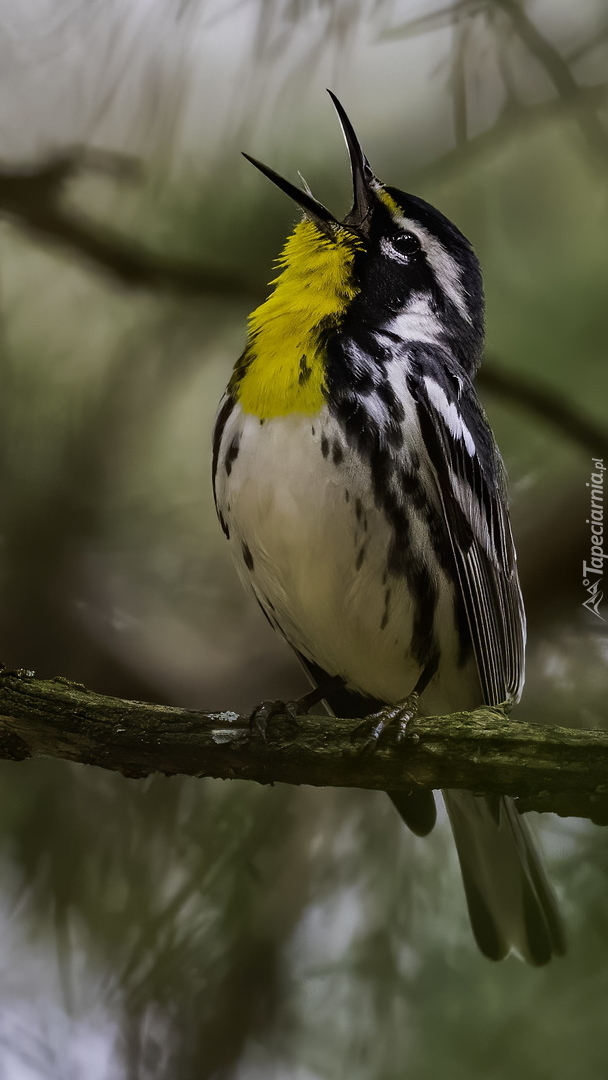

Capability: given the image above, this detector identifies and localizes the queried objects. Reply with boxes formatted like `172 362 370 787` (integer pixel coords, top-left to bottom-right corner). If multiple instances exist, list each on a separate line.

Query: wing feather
409 355 525 705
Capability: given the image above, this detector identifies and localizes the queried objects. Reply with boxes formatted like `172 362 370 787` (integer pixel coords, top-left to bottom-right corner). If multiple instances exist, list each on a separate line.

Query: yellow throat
232 219 362 419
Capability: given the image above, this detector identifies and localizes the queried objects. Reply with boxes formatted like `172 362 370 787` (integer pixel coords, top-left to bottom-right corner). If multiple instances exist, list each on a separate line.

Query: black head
244 92 485 375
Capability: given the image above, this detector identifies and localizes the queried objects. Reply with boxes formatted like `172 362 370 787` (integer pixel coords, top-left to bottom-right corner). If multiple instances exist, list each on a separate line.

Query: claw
249 700 281 741
284 700 303 721
353 692 420 755
248 677 343 741
248 696 307 741
395 693 420 743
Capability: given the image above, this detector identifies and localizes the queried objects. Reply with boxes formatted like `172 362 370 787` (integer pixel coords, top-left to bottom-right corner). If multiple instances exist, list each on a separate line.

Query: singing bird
212 93 564 964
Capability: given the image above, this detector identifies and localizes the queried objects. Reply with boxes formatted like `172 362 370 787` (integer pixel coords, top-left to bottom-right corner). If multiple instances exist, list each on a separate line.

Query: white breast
214 402 468 704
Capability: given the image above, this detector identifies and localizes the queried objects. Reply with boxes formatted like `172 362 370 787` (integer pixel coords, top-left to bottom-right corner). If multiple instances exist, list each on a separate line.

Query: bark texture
0 670 606 823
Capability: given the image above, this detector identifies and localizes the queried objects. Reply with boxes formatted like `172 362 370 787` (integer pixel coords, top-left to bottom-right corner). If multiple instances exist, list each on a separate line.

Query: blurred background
0 0 607 1075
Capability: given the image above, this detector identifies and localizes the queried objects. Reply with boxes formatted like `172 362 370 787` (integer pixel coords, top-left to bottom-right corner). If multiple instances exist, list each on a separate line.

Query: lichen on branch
0 669 606 824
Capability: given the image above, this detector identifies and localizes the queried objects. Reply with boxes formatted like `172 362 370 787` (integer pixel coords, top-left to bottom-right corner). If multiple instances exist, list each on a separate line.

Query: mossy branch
0 670 606 824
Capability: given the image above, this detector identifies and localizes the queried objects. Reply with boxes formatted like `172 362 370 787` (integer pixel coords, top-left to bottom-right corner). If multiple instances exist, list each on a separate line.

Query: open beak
242 153 338 236
242 92 375 237
326 91 375 231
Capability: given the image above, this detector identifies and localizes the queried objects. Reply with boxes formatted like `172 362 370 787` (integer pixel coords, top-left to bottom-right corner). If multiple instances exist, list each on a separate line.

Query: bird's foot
355 692 419 755
248 682 336 743
249 699 301 741
249 676 343 741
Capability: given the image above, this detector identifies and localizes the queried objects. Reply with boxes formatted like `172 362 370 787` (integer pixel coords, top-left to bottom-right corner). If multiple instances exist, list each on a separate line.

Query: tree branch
478 356 608 459
0 149 257 298
1 670 607 824
494 0 608 166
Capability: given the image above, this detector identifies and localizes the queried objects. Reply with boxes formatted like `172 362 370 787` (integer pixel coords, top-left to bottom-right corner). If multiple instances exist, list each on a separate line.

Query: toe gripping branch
248 676 345 741
355 693 420 755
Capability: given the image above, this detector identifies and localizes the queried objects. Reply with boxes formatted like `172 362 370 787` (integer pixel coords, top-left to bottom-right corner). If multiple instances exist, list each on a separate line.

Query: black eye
392 232 421 256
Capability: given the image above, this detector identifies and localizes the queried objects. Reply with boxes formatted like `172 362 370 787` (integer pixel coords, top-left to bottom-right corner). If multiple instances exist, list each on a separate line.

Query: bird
212 91 565 965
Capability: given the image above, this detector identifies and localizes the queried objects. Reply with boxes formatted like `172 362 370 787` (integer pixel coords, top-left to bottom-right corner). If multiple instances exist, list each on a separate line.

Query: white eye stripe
383 213 471 325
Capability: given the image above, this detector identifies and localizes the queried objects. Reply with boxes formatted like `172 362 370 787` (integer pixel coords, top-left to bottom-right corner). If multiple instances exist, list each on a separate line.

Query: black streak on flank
242 542 254 572
345 490 350 503
224 434 240 476
321 435 330 458
380 586 391 630
355 545 366 571
211 394 235 497
409 563 437 667
219 513 230 540
299 355 312 386
400 468 427 512
355 497 363 522
332 442 344 466
255 597 275 630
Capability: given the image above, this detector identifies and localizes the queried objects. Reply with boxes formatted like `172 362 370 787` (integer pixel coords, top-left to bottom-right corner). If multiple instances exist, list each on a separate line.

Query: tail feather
387 789 437 838
443 790 565 965
295 660 564 964
302 662 438 838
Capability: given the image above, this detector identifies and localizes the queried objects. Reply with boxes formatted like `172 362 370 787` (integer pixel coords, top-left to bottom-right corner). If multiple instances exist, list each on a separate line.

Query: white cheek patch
384 293 443 347
386 213 471 325
423 377 476 456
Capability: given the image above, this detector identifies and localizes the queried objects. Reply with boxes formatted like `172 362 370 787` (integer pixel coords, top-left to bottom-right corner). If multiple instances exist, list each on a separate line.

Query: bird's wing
408 351 526 705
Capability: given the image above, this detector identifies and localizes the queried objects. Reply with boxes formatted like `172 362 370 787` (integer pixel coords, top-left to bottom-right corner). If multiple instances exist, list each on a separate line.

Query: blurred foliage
0 0 607 1076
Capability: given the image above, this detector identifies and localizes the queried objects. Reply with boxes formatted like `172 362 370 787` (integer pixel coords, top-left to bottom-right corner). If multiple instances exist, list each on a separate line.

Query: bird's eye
392 232 421 256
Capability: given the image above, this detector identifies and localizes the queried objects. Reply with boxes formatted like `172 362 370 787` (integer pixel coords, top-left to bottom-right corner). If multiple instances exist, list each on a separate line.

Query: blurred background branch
478 358 608 459
493 0 608 166
0 150 257 297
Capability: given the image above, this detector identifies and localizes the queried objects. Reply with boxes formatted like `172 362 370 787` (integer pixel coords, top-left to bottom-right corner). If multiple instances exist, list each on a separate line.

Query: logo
582 458 606 621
